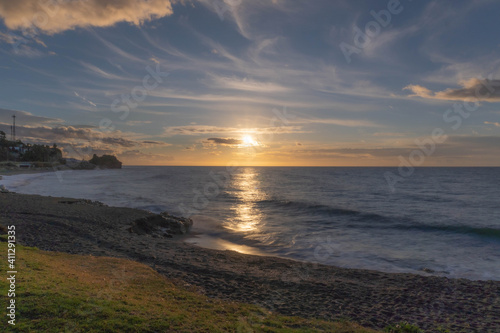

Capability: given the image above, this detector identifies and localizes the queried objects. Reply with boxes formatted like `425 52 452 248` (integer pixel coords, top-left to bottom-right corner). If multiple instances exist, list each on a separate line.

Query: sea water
2 166 499 280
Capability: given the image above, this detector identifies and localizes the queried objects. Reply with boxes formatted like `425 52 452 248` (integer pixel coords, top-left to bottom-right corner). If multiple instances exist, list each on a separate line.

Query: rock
128 213 193 237
89 154 122 169
58 199 106 206
0 185 9 193
70 160 97 170
160 212 193 234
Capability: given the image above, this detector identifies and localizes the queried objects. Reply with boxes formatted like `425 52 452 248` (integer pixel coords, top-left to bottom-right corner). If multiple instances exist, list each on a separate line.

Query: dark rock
89 154 122 169
128 213 193 237
71 160 96 170
58 199 106 207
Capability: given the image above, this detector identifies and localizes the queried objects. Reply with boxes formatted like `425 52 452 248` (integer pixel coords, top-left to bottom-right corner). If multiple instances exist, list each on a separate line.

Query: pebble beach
1 191 499 332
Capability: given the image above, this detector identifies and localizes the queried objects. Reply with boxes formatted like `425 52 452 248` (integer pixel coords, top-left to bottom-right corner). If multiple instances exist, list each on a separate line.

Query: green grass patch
384 322 422 333
0 242 380 332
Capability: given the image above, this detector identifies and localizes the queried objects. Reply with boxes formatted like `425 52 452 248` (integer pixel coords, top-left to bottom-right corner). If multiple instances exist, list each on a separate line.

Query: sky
0 0 500 166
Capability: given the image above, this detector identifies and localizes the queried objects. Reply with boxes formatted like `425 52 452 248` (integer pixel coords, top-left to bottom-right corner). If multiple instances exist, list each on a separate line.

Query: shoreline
1 191 499 331
2 168 497 281
0 167 59 176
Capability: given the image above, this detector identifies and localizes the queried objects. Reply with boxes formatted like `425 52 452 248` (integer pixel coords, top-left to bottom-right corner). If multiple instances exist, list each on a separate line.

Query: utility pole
12 115 16 142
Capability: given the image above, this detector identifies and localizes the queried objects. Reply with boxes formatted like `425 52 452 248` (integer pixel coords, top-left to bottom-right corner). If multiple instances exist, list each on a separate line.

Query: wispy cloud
292 117 381 128
484 121 500 128
126 120 153 126
208 75 292 93
0 31 47 57
73 91 97 108
163 125 305 136
0 108 63 125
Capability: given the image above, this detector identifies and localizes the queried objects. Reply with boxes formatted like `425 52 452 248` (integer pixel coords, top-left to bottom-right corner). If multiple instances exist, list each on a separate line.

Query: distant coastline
0 154 122 176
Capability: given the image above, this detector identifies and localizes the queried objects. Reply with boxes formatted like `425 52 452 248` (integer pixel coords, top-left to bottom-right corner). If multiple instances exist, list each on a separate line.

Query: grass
384 322 422 333
0 238 381 332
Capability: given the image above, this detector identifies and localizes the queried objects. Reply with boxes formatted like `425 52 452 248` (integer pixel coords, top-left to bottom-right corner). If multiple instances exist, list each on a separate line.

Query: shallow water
2 166 499 280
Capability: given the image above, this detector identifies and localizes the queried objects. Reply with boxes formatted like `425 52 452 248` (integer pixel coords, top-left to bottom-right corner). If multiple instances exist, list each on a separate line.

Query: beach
1 191 499 332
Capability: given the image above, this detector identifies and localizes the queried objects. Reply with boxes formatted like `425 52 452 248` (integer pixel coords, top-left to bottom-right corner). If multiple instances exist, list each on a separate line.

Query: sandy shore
1 192 499 332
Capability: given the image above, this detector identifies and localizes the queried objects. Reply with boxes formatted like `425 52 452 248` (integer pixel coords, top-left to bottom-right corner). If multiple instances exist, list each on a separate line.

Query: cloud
0 31 47 57
163 125 305 136
0 123 168 159
280 135 500 162
292 117 381 128
484 121 500 128
404 79 500 102
206 137 243 145
0 0 173 34
79 62 124 80
141 140 170 146
74 91 97 107
0 108 63 125
373 132 405 137
448 135 500 148
126 120 153 126
208 76 291 93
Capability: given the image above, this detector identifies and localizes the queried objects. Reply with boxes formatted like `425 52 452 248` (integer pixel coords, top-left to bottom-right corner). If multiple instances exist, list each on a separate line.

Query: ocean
2 166 499 280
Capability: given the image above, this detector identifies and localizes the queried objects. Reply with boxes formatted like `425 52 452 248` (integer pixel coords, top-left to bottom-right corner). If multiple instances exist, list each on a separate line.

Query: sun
241 135 259 147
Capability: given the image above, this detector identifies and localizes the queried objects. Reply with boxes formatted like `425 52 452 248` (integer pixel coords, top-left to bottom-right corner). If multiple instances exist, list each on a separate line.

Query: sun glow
241 135 259 147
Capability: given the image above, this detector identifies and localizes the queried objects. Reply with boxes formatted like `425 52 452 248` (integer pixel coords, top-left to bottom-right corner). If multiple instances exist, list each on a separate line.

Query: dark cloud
99 137 136 148
0 123 166 160
142 140 169 145
206 138 243 145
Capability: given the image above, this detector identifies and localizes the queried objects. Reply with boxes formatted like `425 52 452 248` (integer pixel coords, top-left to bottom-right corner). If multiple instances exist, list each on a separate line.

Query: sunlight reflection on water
225 167 267 233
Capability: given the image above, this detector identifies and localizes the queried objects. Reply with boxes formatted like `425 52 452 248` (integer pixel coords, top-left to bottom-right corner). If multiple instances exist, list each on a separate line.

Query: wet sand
1 192 499 332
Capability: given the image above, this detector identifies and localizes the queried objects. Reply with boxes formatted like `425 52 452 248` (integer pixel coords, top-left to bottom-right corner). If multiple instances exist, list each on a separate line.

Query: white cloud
209 75 291 93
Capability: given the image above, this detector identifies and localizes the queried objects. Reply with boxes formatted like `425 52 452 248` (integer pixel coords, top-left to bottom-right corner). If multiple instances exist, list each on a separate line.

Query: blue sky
0 0 499 166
